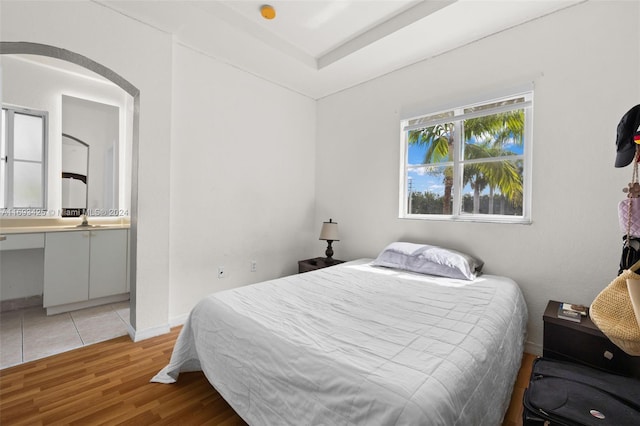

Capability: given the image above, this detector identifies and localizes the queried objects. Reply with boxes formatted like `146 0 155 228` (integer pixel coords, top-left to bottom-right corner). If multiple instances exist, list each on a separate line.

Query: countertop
0 218 130 235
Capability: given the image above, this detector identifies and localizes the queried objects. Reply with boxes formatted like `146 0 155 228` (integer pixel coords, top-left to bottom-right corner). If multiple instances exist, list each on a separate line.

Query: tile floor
0 301 130 369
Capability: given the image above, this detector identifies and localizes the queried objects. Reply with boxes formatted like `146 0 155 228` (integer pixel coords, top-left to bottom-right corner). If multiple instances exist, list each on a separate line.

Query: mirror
0 54 132 217
61 133 89 217
61 95 120 217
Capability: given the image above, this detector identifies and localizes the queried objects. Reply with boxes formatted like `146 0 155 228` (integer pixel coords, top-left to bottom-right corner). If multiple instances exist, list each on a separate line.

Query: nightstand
543 300 640 378
298 257 345 273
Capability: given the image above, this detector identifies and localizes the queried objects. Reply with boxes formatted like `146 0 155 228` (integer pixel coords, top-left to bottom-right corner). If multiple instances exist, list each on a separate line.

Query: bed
152 257 528 425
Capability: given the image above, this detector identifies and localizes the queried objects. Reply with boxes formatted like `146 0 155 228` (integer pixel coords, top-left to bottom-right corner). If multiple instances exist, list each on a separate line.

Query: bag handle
623 146 640 268
627 155 639 236
630 258 640 272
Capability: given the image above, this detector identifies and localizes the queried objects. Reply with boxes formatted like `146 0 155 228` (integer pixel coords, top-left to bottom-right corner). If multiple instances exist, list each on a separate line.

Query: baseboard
127 313 188 342
525 340 542 356
169 312 189 328
131 322 171 342
45 293 129 315
125 322 137 341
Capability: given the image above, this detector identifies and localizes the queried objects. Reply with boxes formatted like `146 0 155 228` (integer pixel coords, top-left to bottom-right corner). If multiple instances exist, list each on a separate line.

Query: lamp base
324 240 334 260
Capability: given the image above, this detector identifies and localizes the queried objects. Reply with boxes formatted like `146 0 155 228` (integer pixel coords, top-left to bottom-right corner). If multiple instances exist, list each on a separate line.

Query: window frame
1 105 48 214
399 91 533 224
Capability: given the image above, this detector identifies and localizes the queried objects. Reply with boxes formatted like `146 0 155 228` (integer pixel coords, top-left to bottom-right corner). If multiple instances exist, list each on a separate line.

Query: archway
0 41 140 334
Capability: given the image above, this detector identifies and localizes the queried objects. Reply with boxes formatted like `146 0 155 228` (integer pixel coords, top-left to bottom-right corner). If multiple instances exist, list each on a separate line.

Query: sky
406 138 524 197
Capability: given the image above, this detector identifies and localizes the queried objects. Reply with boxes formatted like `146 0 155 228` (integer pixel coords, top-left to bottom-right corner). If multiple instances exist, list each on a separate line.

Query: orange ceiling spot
260 5 276 20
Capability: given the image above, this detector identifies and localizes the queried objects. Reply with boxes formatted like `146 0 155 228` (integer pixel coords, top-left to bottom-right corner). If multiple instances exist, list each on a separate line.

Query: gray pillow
372 242 484 280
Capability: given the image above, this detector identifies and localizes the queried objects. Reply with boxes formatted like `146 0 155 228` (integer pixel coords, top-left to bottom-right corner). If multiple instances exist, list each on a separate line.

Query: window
1 106 48 211
400 92 532 223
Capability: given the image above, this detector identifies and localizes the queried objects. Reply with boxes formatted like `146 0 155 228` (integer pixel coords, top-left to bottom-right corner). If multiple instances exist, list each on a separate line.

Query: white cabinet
89 229 128 299
44 229 128 309
44 231 90 306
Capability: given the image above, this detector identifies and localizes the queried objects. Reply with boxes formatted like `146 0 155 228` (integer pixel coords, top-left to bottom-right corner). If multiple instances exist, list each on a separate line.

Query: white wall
315 1 640 353
1 1 173 336
168 45 316 320
1 1 317 334
0 249 43 301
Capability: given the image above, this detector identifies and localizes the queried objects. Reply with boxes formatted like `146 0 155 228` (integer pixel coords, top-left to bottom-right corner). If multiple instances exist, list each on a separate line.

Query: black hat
615 104 640 167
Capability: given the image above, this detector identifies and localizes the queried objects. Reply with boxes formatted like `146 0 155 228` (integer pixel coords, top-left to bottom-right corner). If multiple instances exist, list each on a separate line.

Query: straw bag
591 260 640 356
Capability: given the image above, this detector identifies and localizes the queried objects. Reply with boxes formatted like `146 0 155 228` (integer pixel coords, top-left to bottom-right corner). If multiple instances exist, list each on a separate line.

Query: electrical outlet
218 267 225 278
251 260 257 272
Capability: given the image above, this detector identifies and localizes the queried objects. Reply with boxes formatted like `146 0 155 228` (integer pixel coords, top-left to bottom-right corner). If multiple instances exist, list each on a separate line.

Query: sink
75 223 103 228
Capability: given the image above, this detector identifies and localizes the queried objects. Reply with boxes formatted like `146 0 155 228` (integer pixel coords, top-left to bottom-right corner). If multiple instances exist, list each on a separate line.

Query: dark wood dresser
298 257 345 273
543 300 640 378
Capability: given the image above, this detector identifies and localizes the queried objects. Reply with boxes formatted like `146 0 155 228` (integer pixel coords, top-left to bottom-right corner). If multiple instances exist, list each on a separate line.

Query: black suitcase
523 357 640 425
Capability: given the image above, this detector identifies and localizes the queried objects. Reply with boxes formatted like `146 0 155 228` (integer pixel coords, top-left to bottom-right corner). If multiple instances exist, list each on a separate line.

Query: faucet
79 214 89 227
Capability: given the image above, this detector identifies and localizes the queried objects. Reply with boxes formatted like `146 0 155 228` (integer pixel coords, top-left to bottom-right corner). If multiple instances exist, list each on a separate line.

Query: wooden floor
503 352 537 426
0 326 536 425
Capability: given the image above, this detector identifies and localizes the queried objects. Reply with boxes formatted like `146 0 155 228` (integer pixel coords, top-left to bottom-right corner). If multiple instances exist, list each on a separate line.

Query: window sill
399 214 532 225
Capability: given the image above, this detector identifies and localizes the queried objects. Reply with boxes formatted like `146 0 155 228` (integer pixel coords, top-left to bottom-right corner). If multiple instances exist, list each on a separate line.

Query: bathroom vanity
0 221 129 315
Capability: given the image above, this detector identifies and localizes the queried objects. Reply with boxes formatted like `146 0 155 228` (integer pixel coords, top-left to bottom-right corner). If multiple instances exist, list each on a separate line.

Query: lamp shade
319 219 339 241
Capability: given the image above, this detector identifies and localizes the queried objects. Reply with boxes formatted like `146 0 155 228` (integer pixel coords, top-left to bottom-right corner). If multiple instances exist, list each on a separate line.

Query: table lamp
319 218 339 260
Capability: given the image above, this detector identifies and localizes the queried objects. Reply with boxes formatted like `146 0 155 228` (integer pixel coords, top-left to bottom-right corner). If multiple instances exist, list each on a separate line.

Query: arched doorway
0 41 140 334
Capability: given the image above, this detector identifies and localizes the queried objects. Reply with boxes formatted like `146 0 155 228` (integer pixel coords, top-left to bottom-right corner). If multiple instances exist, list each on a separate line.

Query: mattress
152 259 528 425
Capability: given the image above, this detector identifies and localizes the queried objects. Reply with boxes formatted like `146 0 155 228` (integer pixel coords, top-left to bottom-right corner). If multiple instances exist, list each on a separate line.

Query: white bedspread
152 259 528 425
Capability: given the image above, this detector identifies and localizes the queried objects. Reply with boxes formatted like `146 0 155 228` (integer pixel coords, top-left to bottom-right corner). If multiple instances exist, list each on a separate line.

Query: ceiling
98 0 583 99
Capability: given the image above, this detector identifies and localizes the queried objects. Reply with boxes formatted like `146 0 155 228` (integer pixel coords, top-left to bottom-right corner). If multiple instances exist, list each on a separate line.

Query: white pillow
372 242 484 280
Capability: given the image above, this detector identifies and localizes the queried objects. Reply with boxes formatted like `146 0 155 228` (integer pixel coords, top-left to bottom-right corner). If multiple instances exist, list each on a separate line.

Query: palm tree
463 141 522 214
409 109 524 215
464 110 524 146
408 123 455 214
464 111 524 214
